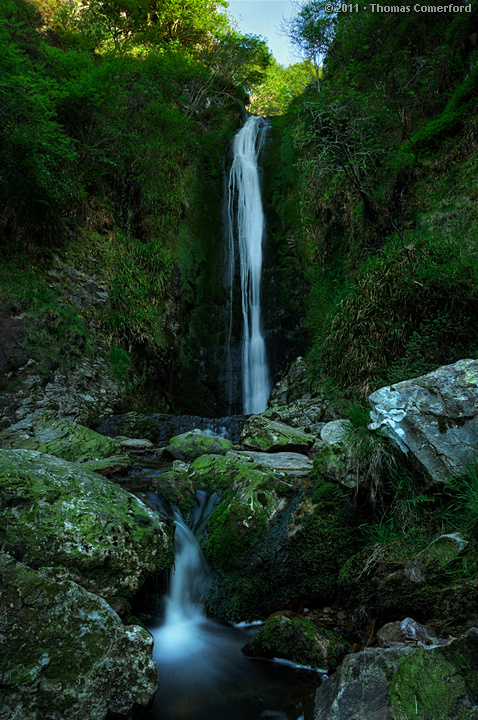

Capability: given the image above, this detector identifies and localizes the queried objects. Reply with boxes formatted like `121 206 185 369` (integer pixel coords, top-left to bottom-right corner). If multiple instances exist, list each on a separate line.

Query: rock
0 411 119 463
164 428 233 461
377 618 438 648
312 443 358 489
243 611 347 671
404 533 468 583
320 420 352 445
241 415 315 452
120 438 154 451
314 628 478 720
233 450 313 476
268 357 310 406
369 359 478 485
0 449 173 597
0 551 158 720
262 399 326 430
79 454 133 476
205 479 357 623
149 463 197 518
115 412 160 443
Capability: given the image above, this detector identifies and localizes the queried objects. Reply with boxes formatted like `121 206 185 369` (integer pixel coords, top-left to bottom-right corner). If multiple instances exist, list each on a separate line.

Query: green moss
388 647 475 720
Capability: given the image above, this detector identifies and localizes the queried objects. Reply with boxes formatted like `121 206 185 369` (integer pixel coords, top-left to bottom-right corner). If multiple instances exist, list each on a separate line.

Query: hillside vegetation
0 0 270 415
266 1 478 398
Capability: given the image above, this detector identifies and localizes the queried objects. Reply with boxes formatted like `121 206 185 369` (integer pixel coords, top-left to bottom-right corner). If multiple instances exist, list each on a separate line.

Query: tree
281 0 335 92
249 58 315 116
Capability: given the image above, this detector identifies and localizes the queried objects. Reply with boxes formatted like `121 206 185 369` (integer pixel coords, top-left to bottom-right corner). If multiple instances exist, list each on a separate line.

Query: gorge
1 0 478 718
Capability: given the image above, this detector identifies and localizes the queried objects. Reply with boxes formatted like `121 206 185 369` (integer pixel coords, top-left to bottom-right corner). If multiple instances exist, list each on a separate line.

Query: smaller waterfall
227 116 271 415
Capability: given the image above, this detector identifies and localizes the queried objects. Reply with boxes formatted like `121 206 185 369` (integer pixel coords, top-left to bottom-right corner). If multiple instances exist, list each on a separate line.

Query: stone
243 611 347 671
0 411 119 463
369 359 478 485
0 449 173 597
164 428 233 461
240 415 315 452
233 450 313 476
262 399 325 430
404 533 468 584
314 628 478 720
119 438 154 451
267 357 310 406
320 420 352 445
79 454 133 476
377 618 438 648
0 551 158 720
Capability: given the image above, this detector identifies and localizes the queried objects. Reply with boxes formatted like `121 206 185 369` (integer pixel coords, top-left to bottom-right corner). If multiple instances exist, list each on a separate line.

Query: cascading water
147 489 321 720
227 115 271 415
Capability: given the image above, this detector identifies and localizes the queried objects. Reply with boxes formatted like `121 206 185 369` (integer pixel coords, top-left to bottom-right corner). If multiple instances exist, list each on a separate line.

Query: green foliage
249 59 315 116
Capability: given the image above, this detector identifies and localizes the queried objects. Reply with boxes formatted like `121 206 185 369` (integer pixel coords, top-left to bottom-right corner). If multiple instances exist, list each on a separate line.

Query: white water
227 116 270 415
148 492 322 720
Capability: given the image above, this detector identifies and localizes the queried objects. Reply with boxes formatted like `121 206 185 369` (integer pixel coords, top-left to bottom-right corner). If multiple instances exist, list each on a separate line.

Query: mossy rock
80 454 133 476
149 462 197 519
0 411 119 463
165 429 233 461
205 479 358 622
116 412 159 442
240 414 315 452
0 449 174 597
0 551 158 720
315 630 478 720
244 611 347 671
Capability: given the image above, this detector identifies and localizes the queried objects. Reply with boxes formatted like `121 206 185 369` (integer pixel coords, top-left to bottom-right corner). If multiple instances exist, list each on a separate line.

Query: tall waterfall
227 115 270 415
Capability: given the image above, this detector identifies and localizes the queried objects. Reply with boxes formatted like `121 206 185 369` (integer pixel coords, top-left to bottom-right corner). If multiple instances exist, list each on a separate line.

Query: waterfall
227 115 270 415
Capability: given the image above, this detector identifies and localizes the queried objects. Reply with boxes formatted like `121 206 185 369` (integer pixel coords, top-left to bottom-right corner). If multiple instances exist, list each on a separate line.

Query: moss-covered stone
165 429 233 461
0 551 158 720
315 630 478 720
0 448 174 597
240 414 315 452
79 454 133 476
0 411 119 463
244 611 347 670
205 479 358 622
116 411 159 442
149 462 197 518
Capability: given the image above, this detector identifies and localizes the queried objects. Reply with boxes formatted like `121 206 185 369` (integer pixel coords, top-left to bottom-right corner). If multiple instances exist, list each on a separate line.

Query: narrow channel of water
144 491 322 720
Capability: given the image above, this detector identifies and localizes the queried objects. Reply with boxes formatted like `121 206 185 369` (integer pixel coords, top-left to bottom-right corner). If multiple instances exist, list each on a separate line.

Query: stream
141 490 323 720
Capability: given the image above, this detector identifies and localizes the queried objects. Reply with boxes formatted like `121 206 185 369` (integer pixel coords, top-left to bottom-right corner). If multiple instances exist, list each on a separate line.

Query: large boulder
314 628 478 720
243 611 347 671
0 449 173 597
164 428 233 461
241 415 315 453
0 411 119 463
233 450 313 477
0 551 158 720
369 359 478 485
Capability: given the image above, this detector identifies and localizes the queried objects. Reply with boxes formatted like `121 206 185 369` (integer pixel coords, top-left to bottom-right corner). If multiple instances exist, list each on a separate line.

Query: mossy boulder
164 429 233 461
0 449 174 597
79 454 133 476
241 415 315 452
0 551 158 720
149 460 197 518
0 411 119 463
244 611 347 671
205 479 358 622
315 629 478 720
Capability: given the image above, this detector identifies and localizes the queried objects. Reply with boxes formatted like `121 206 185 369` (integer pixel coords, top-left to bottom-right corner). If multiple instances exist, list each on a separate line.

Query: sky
226 1 298 67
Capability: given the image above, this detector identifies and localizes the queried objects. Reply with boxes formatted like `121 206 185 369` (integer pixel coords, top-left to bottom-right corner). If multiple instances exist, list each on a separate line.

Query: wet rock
120 438 154 451
114 412 160 443
243 611 347 671
377 618 439 648
164 428 233 461
241 415 315 452
233 450 313 476
314 628 478 720
0 449 173 597
369 359 478 486
404 533 468 583
80 454 133 476
0 551 158 720
268 357 310 406
0 411 119 463
263 399 326 430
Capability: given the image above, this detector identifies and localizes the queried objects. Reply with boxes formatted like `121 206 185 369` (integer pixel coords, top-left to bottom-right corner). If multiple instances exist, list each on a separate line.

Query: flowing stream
146 491 321 720
227 116 271 415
